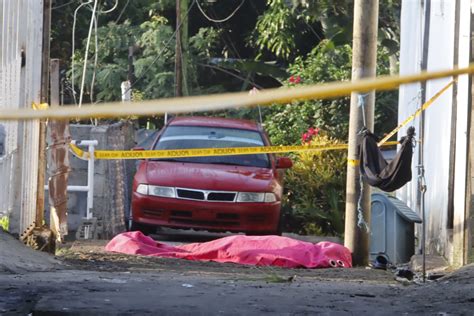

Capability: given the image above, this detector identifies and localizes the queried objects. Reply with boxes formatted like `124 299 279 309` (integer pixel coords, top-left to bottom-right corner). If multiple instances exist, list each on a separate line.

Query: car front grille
176 188 237 202
208 192 236 202
176 189 205 200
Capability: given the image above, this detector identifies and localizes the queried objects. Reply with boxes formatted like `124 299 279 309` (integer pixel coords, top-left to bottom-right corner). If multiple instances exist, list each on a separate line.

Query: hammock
359 126 415 192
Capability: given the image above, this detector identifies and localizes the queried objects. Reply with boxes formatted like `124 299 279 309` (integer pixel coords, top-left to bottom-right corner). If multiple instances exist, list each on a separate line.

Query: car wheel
246 214 283 236
129 221 156 235
275 213 283 236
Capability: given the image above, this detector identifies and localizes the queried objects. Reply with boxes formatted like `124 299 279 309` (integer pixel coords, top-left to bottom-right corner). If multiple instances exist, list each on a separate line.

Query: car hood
145 161 280 193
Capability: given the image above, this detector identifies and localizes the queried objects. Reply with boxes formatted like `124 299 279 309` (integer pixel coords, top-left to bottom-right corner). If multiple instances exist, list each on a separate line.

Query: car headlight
150 185 176 198
136 184 176 198
264 193 277 203
236 192 277 203
136 184 148 195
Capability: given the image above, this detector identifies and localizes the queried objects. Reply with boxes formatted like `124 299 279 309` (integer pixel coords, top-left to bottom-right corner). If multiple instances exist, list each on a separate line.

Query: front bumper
131 192 281 233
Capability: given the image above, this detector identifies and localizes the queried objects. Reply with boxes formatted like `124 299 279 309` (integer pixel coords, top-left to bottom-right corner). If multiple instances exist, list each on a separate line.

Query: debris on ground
1 231 472 314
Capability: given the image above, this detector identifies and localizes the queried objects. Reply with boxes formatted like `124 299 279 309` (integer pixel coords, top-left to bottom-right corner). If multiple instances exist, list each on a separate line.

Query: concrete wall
46 122 135 238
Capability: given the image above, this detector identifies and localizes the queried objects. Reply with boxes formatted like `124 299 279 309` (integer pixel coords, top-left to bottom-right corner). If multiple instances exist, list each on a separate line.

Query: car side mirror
276 157 293 169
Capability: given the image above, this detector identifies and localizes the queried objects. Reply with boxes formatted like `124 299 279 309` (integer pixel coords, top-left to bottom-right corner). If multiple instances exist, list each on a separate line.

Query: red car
130 116 292 235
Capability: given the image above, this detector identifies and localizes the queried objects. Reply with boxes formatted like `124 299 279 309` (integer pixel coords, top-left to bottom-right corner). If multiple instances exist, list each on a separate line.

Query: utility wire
198 63 263 90
115 0 130 23
90 7 99 104
121 0 197 98
196 0 245 23
89 0 119 104
301 18 322 41
72 0 119 107
71 0 94 105
98 0 118 13
52 0 77 10
211 6 242 60
78 0 99 107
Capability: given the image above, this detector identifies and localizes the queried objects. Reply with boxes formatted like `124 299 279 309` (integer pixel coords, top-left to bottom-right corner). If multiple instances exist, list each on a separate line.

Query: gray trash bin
370 193 422 264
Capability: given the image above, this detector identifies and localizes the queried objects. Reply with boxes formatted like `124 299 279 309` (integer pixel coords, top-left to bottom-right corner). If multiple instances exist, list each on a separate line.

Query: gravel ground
1 231 473 315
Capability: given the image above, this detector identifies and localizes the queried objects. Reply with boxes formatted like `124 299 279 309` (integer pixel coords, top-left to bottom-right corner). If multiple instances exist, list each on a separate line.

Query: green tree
251 0 400 64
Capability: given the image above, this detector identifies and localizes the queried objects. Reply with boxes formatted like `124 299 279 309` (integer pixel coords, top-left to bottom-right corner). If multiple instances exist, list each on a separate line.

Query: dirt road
1 231 473 315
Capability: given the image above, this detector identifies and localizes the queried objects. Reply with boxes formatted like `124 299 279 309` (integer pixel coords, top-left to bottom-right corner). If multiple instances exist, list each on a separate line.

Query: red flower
302 133 309 143
289 75 301 84
307 127 319 136
301 127 320 143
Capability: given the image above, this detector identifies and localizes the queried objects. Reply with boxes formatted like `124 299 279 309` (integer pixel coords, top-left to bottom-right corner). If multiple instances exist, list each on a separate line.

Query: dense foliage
282 131 347 236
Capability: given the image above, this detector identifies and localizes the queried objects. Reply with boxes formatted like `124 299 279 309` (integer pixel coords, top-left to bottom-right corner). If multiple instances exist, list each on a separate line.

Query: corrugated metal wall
0 0 43 234
423 0 455 258
398 0 471 264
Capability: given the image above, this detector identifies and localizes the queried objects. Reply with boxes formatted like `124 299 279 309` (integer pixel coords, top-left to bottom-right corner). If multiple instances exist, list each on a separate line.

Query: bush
0 216 9 231
281 129 347 236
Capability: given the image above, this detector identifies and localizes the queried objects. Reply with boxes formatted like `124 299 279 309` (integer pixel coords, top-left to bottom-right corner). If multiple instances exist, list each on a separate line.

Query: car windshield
153 125 270 168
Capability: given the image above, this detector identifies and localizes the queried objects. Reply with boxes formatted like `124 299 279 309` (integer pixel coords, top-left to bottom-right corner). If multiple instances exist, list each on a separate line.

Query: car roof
168 116 262 131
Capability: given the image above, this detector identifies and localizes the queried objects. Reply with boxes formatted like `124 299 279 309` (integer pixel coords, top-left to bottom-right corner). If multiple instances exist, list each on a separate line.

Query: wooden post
175 0 183 97
36 0 51 227
344 0 379 266
181 0 189 96
48 59 70 242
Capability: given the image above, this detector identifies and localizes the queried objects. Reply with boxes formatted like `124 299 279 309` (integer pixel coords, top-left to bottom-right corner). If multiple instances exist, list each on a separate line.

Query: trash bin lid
372 193 422 223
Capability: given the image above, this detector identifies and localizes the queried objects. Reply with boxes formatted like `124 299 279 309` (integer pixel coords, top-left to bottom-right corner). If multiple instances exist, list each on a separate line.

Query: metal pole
344 0 379 266
419 0 432 283
87 143 95 220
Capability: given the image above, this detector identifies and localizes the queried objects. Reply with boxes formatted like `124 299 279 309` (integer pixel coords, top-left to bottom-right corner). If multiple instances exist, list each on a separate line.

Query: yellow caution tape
0 64 472 121
69 142 90 160
377 80 455 146
69 141 399 160
347 159 360 167
32 102 49 110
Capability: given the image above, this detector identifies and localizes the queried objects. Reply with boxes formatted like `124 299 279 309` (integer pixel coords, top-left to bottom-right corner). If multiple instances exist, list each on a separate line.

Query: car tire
246 213 284 236
129 221 156 235
275 213 284 236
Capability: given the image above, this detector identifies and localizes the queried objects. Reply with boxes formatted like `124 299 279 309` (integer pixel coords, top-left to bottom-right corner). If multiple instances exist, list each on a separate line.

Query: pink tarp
105 232 352 268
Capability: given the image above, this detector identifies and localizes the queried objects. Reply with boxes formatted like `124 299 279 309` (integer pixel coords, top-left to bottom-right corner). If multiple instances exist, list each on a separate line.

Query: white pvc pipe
86 143 95 220
71 140 98 146
44 185 89 192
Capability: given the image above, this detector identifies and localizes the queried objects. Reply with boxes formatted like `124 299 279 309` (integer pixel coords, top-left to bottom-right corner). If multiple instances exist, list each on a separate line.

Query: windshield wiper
150 158 185 162
209 161 251 167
